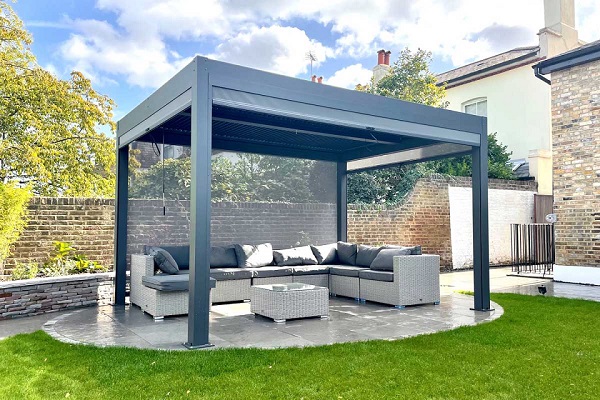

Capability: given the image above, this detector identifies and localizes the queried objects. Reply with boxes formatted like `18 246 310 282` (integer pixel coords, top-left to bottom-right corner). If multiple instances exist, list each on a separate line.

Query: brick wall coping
0 272 114 290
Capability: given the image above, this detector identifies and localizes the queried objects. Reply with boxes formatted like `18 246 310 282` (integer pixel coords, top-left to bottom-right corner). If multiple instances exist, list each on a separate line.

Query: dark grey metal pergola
114 57 491 348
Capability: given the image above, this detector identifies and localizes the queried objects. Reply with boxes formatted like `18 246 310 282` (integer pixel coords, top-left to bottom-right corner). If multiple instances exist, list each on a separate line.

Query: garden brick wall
551 60 600 267
4 177 536 276
0 273 113 320
349 176 537 268
3 198 115 274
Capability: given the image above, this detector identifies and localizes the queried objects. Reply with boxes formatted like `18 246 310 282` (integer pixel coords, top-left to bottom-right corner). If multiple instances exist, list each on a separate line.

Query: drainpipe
533 64 551 85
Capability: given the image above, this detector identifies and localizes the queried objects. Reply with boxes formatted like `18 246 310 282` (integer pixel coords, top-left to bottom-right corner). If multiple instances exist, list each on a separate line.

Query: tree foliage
350 48 514 204
0 182 31 264
0 1 116 196
129 153 336 203
428 132 514 179
356 48 448 108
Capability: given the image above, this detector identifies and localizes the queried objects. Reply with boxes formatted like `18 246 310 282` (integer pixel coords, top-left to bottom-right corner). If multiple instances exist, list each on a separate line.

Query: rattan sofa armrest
131 254 156 277
392 254 440 279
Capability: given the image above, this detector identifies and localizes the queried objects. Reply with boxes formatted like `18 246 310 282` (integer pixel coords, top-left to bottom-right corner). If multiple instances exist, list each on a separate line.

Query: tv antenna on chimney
305 50 318 77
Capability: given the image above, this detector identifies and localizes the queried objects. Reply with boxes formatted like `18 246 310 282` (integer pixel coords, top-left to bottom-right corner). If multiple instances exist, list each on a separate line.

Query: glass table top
254 283 320 292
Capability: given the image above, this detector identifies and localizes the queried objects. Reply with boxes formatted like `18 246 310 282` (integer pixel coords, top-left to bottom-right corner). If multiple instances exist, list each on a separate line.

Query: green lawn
1 294 599 399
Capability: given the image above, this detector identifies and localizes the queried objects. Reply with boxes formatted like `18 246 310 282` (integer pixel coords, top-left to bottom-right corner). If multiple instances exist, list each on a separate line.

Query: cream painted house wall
443 65 553 194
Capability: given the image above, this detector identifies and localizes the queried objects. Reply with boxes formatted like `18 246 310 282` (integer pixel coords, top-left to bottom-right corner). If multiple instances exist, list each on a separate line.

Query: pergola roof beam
347 143 473 172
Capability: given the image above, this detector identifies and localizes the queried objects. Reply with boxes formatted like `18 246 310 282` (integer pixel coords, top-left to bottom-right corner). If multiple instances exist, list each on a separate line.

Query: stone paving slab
41 294 502 350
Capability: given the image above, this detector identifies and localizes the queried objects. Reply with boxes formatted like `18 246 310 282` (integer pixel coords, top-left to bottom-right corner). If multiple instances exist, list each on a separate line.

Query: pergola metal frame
114 57 491 348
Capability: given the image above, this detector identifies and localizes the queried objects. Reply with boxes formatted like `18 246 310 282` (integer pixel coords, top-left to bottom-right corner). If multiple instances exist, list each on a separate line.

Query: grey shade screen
126 141 338 258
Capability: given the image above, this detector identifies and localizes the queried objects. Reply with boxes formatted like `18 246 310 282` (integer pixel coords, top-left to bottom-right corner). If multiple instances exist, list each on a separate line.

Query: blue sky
12 0 600 124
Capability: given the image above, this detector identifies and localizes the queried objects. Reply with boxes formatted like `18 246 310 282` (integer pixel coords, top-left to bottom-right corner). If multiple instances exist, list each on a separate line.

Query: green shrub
10 263 39 280
10 241 108 280
0 183 31 264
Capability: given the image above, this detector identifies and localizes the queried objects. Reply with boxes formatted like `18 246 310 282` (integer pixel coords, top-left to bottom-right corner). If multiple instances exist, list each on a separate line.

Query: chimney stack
317 76 323 84
373 49 391 85
538 0 581 58
377 49 385 65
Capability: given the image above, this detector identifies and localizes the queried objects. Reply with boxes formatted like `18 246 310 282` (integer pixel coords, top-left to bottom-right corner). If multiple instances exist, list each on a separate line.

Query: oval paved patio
42 293 502 350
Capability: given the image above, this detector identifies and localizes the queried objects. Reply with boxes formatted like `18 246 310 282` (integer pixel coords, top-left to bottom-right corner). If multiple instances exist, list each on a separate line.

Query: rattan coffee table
250 283 329 323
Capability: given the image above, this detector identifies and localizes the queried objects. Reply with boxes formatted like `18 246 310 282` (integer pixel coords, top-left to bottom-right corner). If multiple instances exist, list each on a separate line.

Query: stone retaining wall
0 273 113 320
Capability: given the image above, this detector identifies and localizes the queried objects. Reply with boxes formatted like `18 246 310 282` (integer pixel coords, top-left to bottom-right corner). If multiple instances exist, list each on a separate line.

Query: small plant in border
10 241 107 280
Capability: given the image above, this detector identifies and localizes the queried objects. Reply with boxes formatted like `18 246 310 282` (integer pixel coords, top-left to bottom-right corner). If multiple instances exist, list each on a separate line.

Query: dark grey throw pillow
337 241 358 265
234 243 274 268
310 243 338 264
355 244 382 267
273 246 318 266
146 246 179 274
383 244 422 255
210 246 238 268
370 248 412 271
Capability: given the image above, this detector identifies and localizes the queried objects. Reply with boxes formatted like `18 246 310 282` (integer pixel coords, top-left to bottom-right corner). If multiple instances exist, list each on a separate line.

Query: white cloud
59 18 191 88
53 0 600 90
326 63 372 89
209 25 333 77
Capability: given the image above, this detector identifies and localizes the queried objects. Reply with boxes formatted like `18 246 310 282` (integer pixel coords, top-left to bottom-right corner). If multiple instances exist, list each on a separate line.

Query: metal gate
510 223 555 276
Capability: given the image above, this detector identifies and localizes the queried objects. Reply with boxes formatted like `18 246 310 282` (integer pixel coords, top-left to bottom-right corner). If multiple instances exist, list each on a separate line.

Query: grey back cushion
273 246 318 266
310 243 338 264
384 244 422 255
370 248 412 271
210 246 238 268
146 246 179 274
234 243 274 268
337 241 358 266
355 244 382 267
145 245 189 269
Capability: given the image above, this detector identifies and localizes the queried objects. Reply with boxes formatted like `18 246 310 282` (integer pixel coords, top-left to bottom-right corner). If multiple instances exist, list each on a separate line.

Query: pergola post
337 161 348 242
471 129 491 311
113 145 128 305
186 59 213 348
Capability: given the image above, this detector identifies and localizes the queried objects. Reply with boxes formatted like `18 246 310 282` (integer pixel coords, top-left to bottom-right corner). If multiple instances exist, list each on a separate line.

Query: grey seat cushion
246 266 293 278
337 241 358 265
210 268 253 281
292 265 331 276
310 243 338 264
273 246 318 266
358 269 394 282
142 273 188 291
356 244 382 267
370 248 412 271
328 265 367 277
145 245 190 270
235 243 274 268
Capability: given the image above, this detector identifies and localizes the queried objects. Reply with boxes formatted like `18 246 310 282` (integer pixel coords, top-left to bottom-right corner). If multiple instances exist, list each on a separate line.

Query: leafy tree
356 48 447 108
428 132 514 179
0 1 116 196
129 153 326 203
0 182 30 268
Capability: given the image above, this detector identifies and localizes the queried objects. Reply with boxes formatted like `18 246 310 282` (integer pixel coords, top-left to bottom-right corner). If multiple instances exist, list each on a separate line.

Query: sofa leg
274 319 286 324
330 293 337 297
434 301 440 305
154 316 164 321
394 305 406 309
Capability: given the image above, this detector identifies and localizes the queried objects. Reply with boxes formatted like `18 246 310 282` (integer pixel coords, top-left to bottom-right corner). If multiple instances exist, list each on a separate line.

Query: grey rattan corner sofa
130 243 440 319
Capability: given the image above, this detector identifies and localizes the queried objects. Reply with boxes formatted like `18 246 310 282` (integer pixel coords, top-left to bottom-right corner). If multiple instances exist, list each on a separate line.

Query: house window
463 98 487 117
